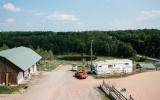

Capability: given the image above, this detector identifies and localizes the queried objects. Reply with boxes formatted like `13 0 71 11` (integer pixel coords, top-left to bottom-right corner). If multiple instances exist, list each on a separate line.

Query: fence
100 80 134 100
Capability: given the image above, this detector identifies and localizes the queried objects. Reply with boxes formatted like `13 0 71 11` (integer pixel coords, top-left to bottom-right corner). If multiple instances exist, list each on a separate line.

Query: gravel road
0 65 102 100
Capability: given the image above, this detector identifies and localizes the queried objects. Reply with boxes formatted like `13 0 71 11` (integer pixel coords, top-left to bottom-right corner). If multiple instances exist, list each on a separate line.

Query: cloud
109 10 160 30
6 18 15 23
3 3 21 12
28 10 46 16
136 10 160 21
47 13 79 22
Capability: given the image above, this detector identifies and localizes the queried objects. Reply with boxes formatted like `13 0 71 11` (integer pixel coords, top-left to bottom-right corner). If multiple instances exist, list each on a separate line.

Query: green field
37 59 83 71
0 84 26 94
37 56 120 71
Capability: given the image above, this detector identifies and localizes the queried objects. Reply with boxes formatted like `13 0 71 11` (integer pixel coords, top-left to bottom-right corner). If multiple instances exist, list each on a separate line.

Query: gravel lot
2 65 160 100
0 65 103 100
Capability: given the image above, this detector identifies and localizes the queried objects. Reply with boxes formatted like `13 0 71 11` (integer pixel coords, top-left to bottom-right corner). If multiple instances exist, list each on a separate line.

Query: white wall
17 63 38 84
30 64 37 74
94 61 133 74
17 72 24 84
33 64 37 73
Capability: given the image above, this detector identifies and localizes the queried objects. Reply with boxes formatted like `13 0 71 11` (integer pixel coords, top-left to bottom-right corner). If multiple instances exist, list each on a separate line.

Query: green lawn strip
0 84 26 94
96 56 116 61
37 59 82 71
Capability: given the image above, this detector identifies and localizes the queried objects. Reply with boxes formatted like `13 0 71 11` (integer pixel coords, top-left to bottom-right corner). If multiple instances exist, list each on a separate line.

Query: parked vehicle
74 71 88 79
72 64 78 71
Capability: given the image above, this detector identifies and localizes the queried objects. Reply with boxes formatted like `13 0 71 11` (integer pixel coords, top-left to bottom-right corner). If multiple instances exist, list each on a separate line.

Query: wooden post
5 73 8 86
90 40 93 73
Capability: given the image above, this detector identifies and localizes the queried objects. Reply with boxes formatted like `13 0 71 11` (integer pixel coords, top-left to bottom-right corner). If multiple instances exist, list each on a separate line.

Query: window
99 66 102 67
124 63 129 65
108 65 113 68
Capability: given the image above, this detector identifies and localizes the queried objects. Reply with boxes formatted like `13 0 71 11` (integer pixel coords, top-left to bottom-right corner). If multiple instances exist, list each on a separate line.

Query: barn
0 47 41 85
92 59 133 74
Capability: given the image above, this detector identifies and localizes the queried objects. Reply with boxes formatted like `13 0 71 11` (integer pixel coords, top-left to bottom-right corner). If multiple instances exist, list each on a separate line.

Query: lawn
0 84 26 94
37 59 82 71
37 56 119 71
96 56 116 61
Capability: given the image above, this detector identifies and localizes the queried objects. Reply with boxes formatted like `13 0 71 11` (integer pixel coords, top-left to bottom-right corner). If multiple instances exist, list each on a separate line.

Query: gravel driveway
0 65 102 100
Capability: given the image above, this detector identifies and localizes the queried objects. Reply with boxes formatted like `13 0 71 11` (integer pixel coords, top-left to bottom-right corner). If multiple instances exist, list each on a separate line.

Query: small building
137 63 156 70
92 59 133 74
0 47 41 85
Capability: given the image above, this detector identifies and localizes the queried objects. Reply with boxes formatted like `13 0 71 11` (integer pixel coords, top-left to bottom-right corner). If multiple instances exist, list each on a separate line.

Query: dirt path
0 65 102 100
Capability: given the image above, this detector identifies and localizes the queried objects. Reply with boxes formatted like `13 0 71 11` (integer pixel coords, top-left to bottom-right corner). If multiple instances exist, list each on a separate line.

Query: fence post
5 73 8 86
103 80 104 85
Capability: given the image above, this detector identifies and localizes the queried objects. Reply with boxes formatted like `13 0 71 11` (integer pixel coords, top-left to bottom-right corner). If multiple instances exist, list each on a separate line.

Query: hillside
0 29 160 58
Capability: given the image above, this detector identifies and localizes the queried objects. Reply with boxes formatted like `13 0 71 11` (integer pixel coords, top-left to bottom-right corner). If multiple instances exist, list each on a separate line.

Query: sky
0 0 160 31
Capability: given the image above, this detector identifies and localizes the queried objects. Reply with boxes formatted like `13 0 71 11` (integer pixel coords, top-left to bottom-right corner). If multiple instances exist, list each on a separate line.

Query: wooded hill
0 29 159 58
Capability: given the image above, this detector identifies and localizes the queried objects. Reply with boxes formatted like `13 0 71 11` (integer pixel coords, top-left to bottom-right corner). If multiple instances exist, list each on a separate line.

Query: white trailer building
92 59 133 74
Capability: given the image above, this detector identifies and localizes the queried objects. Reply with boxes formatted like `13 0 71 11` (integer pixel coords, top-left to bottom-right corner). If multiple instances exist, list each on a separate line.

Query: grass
37 59 82 71
96 56 116 61
37 56 119 71
0 84 26 94
37 56 124 71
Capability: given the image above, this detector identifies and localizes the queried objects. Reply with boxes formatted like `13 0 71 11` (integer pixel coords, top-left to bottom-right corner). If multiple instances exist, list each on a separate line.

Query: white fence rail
100 80 134 100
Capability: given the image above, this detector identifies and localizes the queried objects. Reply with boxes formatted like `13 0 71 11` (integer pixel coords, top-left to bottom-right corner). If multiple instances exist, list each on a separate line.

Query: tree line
0 29 159 58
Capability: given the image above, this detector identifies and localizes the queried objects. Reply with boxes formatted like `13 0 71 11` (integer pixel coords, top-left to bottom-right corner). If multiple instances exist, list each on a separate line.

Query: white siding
30 64 37 74
33 64 37 73
17 72 24 84
24 69 30 79
93 59 133 74
16 63 38 84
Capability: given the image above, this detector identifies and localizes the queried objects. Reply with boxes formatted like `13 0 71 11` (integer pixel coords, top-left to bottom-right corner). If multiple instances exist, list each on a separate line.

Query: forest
0 29 160 58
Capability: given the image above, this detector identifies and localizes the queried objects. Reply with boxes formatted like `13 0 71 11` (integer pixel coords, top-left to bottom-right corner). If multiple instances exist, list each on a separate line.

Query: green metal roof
138 63 156 69
0 46 42 71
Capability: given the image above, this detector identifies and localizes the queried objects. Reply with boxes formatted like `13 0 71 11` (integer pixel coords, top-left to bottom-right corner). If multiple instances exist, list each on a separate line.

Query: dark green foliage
33 47 54 60
0 44 9 51
0 29 159 58
57 55 97 61
109 29 160 58
0 84 26 94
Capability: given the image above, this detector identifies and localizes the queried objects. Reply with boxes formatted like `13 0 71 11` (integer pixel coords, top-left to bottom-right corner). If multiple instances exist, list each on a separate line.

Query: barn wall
28 63 37 74
17 72 24 84
24 69 30 79
17 63 38 84
0 57 39 84
0 57 21 84
33 64 37 73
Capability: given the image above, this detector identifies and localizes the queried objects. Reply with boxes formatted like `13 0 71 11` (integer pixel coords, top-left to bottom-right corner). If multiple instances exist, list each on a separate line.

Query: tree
0 44 9 51
48 50 54 60
0 29 159 58
118 43 137 58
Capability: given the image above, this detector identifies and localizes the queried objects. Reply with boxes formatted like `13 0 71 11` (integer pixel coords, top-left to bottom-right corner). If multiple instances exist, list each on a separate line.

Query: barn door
8 73 17 84
1 73 17 85
0 72 5 84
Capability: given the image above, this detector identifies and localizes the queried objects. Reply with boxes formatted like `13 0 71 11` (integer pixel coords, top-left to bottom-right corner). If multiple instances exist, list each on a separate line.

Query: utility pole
90 40 93 72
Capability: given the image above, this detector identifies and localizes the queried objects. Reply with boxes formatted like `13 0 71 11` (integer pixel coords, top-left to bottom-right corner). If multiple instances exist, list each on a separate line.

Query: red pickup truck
74 71 88 79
